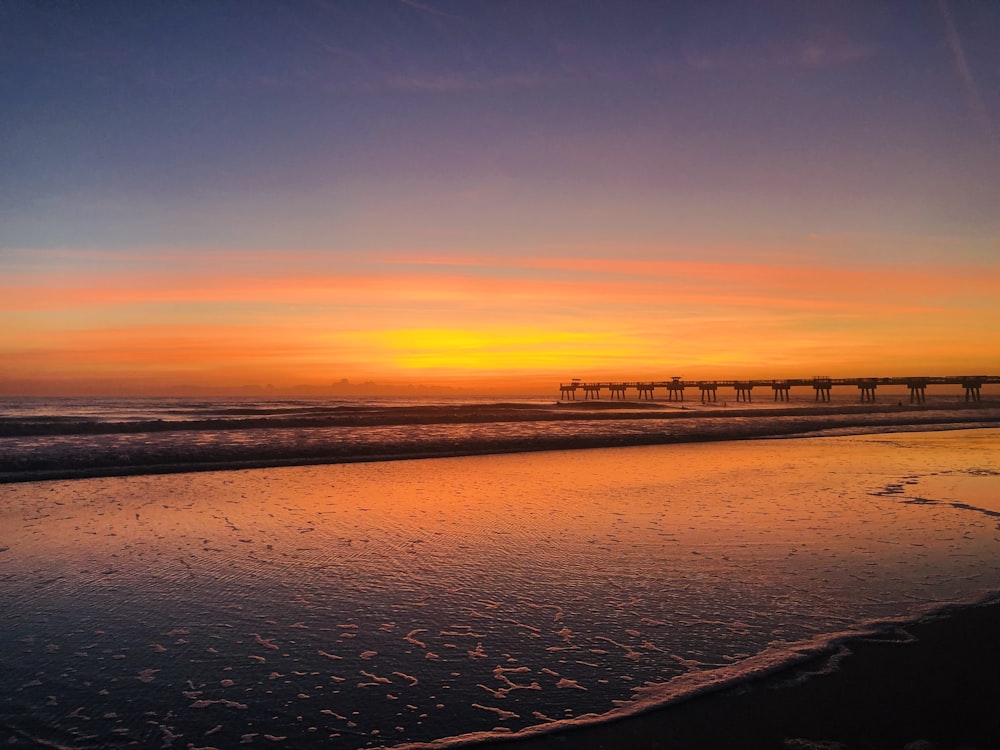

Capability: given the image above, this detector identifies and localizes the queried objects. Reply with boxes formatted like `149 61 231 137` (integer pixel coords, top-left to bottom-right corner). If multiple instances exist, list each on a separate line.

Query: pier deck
559 376 999 402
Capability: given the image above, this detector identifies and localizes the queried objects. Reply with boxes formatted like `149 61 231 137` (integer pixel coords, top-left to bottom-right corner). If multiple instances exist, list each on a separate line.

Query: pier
559 376 999 402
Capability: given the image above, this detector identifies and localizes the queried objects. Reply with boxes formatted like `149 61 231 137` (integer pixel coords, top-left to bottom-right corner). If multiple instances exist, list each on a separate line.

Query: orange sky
2 247 998 395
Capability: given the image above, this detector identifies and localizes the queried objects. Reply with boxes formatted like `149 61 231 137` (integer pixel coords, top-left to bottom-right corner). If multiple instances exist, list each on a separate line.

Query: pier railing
558 376 999 403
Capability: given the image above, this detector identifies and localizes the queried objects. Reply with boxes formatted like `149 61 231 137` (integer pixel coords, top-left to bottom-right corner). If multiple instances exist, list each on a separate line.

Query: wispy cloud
398 0 460 22
381 70 550 93
938 0 996 144
683 36 876 72
795 37 875 66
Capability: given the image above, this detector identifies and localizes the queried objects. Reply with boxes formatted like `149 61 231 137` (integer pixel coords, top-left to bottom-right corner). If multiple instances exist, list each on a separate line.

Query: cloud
398 0 460 22
5 246 998 388
682 35 875 73
938 0 996 143
796 37 874 66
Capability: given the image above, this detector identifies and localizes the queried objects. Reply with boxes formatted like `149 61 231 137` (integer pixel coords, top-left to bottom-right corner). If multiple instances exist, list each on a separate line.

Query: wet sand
478 597 1000 750
2 429 1000 748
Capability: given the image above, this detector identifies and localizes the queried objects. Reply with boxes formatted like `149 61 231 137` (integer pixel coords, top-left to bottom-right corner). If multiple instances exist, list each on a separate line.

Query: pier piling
858 379 878 403
559 384 578 400
907 380 927 404
637 384 656 400
813 378 832 402
963 380 983 402
666 377 686 402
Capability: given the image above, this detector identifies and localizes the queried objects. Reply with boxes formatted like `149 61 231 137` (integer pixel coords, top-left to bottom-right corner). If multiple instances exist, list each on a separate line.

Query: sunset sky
2 1 999 395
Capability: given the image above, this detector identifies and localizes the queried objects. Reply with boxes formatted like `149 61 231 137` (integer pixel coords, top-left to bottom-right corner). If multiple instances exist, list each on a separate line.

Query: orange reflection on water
2 430 1000 747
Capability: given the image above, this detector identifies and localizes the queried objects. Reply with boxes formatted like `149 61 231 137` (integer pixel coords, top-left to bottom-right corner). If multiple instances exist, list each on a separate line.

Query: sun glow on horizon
2 245 998 395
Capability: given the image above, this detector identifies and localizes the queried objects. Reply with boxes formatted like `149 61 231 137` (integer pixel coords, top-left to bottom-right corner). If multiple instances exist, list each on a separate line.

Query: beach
2 399 1000 748
476 596 1000 750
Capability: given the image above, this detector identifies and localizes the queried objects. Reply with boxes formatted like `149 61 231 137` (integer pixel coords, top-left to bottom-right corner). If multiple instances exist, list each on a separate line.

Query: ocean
2 396 1000 748
1 393 998 483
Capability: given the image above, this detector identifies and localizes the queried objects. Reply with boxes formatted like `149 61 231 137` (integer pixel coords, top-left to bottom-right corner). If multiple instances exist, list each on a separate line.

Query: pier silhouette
559 376 998 403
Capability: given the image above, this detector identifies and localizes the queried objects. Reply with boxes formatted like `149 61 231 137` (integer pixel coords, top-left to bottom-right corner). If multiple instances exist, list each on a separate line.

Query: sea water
2 428 999 748
2 395 997 482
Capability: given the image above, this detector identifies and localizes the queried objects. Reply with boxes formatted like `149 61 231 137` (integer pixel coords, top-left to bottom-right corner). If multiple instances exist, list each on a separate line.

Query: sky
2 0 999 396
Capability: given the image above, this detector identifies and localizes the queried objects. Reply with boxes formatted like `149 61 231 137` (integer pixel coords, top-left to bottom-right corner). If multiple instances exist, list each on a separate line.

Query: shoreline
3 405 1000 483
2 421 998 486
465 595 1000 750
2 398 996 436
3 426 999 748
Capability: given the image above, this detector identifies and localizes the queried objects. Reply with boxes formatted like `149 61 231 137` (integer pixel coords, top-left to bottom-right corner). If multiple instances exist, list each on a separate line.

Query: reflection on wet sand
2 429 999 748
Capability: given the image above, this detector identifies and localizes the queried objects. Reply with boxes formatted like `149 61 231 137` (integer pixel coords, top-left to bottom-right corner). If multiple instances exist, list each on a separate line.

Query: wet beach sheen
2 428 999 748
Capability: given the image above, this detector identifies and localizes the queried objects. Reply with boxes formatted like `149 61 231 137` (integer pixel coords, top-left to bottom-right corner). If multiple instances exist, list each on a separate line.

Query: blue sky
4 1 998 251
